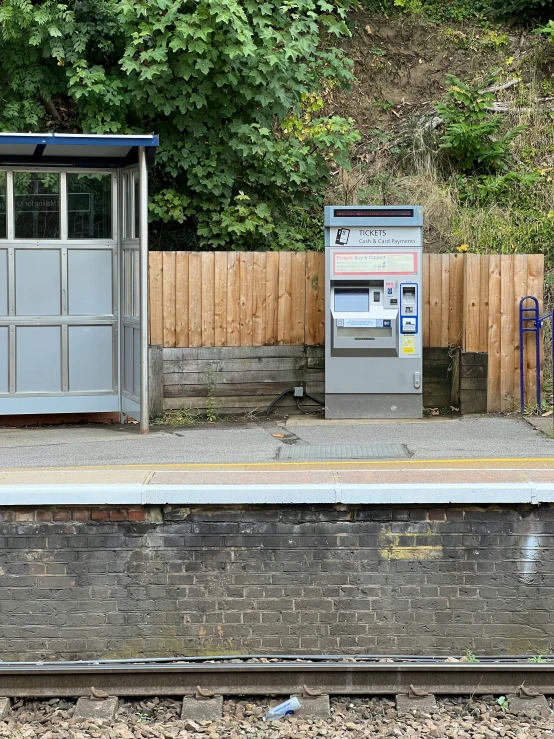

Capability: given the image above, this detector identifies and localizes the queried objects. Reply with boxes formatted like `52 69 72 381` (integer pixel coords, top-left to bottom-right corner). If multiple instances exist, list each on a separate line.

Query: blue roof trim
0 133 159 147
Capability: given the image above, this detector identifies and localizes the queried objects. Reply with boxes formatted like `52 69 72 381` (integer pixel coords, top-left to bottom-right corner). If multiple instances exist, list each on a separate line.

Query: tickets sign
330 226 421 247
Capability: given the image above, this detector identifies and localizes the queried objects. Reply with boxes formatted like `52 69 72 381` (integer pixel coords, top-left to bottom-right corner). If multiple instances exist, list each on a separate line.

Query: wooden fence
149 251 544 412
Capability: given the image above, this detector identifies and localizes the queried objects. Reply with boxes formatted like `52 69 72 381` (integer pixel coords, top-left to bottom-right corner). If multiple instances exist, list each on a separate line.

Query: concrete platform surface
0 416 552 470
0 416 552 501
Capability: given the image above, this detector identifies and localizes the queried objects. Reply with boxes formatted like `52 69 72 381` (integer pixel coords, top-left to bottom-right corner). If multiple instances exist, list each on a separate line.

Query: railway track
1 655 554 698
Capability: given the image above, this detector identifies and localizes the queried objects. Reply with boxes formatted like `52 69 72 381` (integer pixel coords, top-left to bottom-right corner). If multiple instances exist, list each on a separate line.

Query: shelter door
0 170 119 415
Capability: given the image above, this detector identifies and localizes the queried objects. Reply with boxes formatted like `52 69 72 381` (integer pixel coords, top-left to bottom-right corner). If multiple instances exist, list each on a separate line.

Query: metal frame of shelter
0 132 159 434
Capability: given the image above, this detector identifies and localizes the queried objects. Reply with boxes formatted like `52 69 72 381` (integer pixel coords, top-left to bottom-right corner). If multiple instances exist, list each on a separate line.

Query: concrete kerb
1 481 554 505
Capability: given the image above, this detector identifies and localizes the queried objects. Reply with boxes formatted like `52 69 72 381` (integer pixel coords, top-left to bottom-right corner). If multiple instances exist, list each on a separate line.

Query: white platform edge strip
0 482 553 506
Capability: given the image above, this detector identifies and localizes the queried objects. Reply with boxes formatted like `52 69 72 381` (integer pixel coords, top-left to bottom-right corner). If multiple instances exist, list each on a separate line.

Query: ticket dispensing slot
331 283 398 352
400 283 418 335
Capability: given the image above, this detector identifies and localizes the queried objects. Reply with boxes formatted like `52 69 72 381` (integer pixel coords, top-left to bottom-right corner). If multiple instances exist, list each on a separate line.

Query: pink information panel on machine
333 251 418 276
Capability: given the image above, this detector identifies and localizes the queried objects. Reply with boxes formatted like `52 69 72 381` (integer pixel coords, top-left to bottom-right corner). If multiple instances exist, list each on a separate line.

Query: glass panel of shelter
14 172 60 239
121 169 140 320
122 170 139 241
0 170 114 241
67 173 112 239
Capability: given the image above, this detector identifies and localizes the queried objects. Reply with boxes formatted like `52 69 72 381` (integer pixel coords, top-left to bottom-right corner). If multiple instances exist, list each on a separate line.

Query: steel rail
0 654 545 666
1 659 554 698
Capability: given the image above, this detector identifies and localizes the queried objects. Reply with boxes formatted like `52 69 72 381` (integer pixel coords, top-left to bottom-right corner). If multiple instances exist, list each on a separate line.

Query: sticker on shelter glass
334 252 417 275
67 173 112 239
14 173 60 239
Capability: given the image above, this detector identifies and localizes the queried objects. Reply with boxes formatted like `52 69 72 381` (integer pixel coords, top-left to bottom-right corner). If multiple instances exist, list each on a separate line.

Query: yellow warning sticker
402 336 415 354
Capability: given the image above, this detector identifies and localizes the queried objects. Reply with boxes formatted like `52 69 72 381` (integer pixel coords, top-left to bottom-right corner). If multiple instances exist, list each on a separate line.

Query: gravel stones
0 695 553 739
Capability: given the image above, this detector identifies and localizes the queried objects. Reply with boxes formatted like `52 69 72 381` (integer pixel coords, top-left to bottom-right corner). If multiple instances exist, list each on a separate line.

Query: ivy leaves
0 0 358 249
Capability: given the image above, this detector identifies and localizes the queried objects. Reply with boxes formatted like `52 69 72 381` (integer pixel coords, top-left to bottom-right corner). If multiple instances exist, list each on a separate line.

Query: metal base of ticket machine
324 205 424 419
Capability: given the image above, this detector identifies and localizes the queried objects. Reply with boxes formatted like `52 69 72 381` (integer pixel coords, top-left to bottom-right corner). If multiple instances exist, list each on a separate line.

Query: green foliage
437 76 524 171
451 165 554 261
454 170 542 206
360 0 490 22
393 0 423 15
530 654 547 662
491 0 552 21
465 649 480 663
451 198 554 257
535 21 554 43
480 30 509 48
0 0 121 130
0 0 359 250
497 696 508 711
361 0 550 22
358 172 404 204
151 408 201 426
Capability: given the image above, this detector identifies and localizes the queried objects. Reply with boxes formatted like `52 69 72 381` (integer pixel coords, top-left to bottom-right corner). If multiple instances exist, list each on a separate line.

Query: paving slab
150 466 554 486
74 696 118 721
0 470 150 485
151 470 336 485
2 460 554 494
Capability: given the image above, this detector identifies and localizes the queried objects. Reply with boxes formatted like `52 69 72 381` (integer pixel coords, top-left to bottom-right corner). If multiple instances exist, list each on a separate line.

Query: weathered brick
90 510 109 521
69 510 89 523
0 504 554 658
128 509 146 521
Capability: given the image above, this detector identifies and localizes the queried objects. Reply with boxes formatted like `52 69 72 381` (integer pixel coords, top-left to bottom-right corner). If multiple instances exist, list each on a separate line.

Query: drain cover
278 443 408 461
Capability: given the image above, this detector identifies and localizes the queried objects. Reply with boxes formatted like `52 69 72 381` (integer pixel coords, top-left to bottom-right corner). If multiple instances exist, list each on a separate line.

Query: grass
151 408 201 427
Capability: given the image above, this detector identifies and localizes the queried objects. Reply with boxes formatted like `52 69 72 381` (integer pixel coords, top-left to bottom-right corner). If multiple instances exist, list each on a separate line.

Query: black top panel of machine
333 208 414 218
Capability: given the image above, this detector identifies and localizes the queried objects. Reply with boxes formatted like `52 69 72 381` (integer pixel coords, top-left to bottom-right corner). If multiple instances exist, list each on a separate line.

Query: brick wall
0 504 552 659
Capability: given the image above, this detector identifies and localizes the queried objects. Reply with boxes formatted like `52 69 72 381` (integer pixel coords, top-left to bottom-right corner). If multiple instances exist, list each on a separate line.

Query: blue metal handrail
519 296 553 414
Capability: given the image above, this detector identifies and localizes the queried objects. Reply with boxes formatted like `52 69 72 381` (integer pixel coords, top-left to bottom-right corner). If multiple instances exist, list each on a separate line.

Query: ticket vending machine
324 205 424 419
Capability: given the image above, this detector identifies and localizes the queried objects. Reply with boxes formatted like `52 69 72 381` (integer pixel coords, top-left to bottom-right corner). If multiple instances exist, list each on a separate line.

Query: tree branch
40 97 61 121
480 78 522 94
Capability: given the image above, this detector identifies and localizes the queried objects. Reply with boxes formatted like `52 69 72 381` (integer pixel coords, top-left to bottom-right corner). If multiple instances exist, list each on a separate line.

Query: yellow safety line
2 457 554 473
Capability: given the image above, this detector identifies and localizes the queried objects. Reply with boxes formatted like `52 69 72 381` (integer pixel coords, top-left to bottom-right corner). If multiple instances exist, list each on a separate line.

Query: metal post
138 147 149 434
536 314 542 413
519 302 525 415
